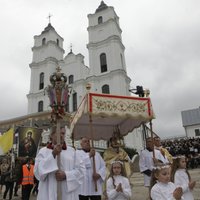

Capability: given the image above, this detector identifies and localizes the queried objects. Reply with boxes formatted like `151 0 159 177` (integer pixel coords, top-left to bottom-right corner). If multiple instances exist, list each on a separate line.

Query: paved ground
1 168 199 200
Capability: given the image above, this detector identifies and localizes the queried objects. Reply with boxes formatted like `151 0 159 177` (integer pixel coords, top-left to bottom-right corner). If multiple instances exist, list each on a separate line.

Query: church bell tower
87 1 131 95
27 22 65 114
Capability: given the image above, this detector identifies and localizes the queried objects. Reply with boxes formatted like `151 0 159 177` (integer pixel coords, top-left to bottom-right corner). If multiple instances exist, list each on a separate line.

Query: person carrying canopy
76 137 106 200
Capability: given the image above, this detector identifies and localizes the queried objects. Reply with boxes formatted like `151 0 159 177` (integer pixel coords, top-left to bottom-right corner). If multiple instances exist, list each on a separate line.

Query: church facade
27 1 144 151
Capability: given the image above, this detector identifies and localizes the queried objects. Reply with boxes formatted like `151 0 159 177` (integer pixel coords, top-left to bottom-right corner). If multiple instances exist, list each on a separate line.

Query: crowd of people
0 128 199 200
0 156 37 200
161 137 200 169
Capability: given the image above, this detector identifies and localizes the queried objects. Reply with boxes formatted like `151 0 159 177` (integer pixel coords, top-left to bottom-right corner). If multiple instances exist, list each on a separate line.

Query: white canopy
70 93 155 140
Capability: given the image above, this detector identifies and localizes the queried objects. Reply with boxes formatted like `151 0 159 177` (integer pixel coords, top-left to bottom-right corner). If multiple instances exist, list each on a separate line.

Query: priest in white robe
34 127 85 200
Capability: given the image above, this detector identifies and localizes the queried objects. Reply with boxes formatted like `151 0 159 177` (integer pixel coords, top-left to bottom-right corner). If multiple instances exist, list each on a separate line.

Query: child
150 164 183 200
106 160 132 200
171 156 196 200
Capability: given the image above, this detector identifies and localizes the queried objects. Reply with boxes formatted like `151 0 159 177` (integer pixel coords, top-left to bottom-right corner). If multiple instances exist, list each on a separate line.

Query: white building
181 107 200 138
27 1 144 152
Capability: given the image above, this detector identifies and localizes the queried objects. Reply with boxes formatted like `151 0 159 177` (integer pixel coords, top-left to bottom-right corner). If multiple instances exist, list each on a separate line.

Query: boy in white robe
76 137 106 200
139 137 169 187
34 127 85 200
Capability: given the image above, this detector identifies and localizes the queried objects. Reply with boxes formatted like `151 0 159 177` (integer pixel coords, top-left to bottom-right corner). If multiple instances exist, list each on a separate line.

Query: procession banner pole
47 66 68 200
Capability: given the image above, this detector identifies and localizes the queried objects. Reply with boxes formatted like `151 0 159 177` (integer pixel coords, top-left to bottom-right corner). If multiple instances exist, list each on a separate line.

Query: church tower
26 2 144 151
87 1 131 95
27 23 65 114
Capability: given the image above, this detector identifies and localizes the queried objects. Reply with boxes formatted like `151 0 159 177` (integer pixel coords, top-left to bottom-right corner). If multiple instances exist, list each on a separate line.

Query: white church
26 1 145 152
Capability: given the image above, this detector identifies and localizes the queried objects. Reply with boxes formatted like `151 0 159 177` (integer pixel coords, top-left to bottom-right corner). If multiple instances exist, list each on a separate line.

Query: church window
100 53 107 73
69 75 74 84
42 38 46 45
65 96 70 112
38 101 43 112
102 84 110 94
98 16 103 24
120 53 124 68
39 72 44 90
72 92 77 112
56 39 59 46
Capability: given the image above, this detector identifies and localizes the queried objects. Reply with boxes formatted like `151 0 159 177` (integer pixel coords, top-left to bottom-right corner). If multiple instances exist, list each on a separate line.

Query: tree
123 147 138 159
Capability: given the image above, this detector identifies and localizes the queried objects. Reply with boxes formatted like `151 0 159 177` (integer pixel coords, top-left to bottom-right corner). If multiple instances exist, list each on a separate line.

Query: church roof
0 110 71 133
67 45 74 56
181 107 200 126
95 1 108 13
41 23 55 34
67 50 74 56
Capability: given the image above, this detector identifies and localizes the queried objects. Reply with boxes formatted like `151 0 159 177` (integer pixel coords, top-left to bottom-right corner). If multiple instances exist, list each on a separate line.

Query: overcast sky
0 0 199 138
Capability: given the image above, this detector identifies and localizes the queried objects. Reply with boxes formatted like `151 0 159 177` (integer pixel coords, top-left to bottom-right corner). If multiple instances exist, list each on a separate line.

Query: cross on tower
47 13 53 24
69 43 73 53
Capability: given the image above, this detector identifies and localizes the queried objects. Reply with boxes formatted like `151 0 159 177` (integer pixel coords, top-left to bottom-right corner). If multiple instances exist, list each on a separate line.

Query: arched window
39 72 44 90
98 16 103 24
69 75 74 84
56 39 59 46
42 38 46 45
102 84 110 94
100 53 107 73
120 53 124 68
72 92 77 112
38 101 43 112
65 96 70 112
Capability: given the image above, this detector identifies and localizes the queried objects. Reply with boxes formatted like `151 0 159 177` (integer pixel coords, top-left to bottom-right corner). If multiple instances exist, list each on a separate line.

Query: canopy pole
142 123 147 149
85 83 97 191
71 131 75 149
89 114 98 192
150 120 155 159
